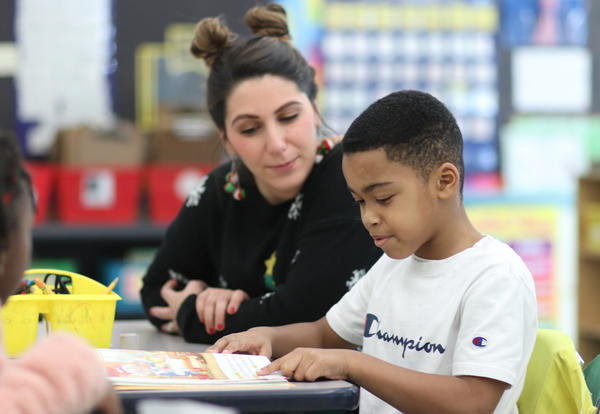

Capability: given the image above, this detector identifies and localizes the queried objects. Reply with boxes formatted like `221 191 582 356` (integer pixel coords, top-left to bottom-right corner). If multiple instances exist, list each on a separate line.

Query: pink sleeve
0 332 110 414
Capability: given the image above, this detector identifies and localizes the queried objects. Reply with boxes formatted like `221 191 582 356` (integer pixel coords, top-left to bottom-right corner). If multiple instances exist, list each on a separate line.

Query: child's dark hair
190 2 318 130
0 132 33 252
342 90 465 194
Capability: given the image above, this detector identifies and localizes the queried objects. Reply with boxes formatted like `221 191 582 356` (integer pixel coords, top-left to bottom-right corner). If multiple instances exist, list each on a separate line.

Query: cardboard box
53 121 147 166
150 106 225 164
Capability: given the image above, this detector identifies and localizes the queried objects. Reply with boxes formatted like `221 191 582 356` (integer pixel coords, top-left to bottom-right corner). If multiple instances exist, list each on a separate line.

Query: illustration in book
97 349 288 386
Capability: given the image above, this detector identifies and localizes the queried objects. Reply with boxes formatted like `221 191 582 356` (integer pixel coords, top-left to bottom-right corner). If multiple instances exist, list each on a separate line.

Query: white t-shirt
326 235 538 414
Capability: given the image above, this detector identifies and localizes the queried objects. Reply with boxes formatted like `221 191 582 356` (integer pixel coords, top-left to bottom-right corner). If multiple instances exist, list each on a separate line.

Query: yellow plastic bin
1 269 121 356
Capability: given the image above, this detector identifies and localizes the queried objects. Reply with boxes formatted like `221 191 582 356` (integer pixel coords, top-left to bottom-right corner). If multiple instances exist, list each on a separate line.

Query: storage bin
146 163 214 224
1 269 121 356
56 166 141 224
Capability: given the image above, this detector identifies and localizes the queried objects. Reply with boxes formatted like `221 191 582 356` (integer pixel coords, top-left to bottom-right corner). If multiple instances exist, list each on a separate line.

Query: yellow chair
517 329 596 414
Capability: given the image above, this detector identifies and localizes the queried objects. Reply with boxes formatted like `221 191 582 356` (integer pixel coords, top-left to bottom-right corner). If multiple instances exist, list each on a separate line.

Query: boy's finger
206 338 226 353
258 360 280 375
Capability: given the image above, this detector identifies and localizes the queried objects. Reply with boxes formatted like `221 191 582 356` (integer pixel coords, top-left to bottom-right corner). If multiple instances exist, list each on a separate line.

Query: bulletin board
466 200 577 336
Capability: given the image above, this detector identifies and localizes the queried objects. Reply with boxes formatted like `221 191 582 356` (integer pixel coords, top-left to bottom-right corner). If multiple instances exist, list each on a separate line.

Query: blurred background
0 0 599 361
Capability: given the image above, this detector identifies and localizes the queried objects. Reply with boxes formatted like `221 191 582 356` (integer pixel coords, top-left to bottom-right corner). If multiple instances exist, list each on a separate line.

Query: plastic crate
146 163 214 224
1 269 121 356
56 166 141 224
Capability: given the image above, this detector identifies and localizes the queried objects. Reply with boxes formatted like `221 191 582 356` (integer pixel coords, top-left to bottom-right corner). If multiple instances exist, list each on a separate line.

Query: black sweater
140 145 382 343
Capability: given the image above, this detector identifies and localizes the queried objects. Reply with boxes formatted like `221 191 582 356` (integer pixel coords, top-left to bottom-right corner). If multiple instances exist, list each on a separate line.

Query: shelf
33 223 166 243
579 324 600 341
580 249 600 261
578 176 600 363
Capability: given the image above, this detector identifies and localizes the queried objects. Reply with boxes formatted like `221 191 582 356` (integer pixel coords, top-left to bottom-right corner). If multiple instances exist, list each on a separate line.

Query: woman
141 3 381 343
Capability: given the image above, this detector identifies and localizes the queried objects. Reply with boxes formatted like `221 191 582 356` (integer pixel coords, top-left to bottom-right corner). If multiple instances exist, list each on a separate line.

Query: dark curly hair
0 132 33 252
342 90 465 194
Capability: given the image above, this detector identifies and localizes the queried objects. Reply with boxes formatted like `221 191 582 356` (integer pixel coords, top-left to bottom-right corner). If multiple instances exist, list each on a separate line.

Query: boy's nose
361 206 379 229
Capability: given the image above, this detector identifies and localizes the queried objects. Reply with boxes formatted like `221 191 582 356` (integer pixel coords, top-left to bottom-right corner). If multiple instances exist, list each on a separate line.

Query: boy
208 90 538 414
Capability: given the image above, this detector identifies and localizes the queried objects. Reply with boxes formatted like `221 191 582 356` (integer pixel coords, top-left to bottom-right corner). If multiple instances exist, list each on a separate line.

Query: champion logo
472 337 487 347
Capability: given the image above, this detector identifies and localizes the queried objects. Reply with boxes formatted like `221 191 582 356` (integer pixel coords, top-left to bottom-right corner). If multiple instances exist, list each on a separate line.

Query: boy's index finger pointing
257 360 280 376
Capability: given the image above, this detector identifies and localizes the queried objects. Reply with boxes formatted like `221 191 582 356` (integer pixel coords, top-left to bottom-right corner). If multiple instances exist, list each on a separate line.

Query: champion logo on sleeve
472 337 487 347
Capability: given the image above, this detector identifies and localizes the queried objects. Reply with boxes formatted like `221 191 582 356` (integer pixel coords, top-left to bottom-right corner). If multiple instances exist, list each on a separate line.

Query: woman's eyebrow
231 100 303 126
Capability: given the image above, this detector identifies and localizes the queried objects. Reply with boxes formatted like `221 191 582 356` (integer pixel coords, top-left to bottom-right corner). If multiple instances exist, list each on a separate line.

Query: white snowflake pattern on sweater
287 193 303 220
185 176 208 207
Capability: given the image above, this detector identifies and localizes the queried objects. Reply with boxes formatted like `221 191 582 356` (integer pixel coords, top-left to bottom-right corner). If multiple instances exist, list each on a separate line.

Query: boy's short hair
342 90 465 193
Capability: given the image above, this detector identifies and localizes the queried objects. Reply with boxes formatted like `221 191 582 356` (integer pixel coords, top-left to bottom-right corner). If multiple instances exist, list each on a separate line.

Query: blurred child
0 132 122 414
208 90 538 413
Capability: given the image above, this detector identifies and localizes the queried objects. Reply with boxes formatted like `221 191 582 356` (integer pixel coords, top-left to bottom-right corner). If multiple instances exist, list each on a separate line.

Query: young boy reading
208 90 538 413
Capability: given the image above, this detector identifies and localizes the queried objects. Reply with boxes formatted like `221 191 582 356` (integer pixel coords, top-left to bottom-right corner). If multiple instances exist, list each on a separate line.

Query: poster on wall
14 0 115 156
467 204 567 330
281 0 501 191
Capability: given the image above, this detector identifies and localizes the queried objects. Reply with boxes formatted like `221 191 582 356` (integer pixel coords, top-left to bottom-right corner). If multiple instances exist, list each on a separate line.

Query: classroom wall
0 0 252 131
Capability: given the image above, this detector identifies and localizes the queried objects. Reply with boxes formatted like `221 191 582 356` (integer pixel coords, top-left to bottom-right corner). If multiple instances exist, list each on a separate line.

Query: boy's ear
435 162 459 199
217 128 236 157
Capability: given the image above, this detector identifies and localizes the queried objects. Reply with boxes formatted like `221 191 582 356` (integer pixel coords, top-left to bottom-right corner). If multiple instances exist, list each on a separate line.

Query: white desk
110 320 359 414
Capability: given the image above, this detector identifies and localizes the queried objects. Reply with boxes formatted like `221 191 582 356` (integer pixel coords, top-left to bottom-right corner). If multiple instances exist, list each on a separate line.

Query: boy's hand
195 287 249 334
258 348 354 382
206 327 274 357
150 279 206 334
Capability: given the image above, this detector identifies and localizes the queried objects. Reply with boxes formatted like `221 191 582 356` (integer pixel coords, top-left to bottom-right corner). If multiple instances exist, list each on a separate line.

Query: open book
97 349 288 388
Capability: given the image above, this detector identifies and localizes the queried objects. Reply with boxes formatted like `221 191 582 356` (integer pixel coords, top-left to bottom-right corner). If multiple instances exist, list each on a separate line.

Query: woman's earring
315 138 335 164
224 159 245 200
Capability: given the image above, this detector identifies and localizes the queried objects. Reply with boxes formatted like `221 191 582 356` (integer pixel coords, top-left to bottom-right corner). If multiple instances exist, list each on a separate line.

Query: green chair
584 354 600 411
517 329 596 414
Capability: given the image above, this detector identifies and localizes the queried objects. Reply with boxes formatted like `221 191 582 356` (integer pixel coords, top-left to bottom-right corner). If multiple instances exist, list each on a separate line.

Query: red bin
56 166 141 224
146 164 214 225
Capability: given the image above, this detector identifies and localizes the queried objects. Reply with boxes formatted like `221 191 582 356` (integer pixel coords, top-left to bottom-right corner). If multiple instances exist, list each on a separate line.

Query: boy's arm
263 347 505 413
346 352 507 414
207 316 355 358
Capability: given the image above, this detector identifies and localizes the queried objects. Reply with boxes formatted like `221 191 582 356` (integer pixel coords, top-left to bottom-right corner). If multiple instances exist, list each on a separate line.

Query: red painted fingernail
216 323 224 331
208 328 214 334
228 306 235 313
200 318 204 323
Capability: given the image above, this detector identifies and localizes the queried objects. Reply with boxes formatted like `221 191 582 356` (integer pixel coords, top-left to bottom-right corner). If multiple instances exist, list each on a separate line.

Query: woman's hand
195 287 249 334
149 279 206 334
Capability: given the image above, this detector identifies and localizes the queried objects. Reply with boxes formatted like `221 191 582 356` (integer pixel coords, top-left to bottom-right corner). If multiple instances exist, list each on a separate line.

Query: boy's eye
376 196 393 204
353 199 365 206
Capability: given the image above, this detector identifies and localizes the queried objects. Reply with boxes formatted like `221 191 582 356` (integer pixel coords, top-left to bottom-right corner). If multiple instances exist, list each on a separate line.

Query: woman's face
0 190 34 304
221 75 321 204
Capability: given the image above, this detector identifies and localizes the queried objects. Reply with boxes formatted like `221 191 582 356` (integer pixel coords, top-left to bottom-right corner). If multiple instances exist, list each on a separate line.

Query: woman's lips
269 158 297 172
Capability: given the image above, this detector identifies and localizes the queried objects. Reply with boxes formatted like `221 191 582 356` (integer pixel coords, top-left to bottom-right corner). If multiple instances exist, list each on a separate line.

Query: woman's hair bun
190 16 236 66
245 3 291 42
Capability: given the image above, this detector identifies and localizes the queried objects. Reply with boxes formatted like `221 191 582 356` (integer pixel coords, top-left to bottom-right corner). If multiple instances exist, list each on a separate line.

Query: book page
97 349 287 386
211 352 283 382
